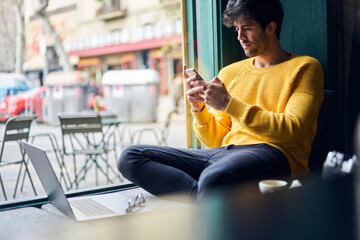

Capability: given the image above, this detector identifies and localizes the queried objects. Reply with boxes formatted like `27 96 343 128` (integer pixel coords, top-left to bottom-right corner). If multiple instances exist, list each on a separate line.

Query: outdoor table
58 113 123 189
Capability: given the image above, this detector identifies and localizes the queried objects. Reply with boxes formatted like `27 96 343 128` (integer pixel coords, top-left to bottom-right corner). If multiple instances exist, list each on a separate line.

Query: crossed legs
118 144 291 200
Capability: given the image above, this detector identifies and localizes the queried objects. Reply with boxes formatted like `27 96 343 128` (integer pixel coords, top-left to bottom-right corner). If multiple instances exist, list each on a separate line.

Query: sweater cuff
192 105 211 124
224 97 248 119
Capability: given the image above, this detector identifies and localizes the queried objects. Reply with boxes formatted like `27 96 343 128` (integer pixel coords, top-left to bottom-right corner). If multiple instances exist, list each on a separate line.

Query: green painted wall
280 0 328 80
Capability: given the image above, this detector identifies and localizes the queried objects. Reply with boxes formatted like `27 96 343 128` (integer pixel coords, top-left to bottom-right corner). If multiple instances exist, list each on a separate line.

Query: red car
0 86 47 122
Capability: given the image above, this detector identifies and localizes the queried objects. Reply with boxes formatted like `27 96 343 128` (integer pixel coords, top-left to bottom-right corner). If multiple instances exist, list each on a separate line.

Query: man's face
234 17 270 57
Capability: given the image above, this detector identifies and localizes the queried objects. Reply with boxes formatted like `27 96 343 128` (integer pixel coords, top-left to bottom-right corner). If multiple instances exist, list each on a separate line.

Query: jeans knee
197 168 226 198
117 145 139 177
199 171 223 189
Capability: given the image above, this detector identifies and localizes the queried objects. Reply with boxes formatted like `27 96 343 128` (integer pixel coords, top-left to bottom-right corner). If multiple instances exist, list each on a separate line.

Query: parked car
0 86 47 122
0 73 32 101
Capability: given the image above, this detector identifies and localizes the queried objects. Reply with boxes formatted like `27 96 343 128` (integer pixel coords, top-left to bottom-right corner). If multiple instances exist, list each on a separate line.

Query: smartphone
185 68 203 80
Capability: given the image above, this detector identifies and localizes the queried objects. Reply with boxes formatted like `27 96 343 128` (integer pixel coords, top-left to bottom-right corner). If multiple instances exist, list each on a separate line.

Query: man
118 0 324 200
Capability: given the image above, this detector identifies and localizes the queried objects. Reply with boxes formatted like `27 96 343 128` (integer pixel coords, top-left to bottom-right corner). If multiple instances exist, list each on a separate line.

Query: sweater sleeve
192 106 232 148
191 66 236 148
225 60 324 147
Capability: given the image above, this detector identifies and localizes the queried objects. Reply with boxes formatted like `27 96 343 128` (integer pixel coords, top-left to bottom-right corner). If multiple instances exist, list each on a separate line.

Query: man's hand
198 77 232 111
184 66 232 112
183 66 207 112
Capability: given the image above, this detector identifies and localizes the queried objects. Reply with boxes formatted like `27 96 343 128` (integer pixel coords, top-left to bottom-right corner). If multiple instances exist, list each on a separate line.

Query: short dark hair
222 0 284 39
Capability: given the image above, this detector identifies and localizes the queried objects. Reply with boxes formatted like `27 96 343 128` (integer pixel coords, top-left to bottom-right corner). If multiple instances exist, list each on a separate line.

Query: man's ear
266 21 277 35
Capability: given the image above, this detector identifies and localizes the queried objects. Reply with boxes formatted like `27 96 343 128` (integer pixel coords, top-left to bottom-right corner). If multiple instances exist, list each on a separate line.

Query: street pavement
0 95 187 202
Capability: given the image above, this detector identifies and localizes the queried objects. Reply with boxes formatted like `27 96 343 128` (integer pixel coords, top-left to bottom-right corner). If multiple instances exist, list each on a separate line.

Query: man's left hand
198 77 232 111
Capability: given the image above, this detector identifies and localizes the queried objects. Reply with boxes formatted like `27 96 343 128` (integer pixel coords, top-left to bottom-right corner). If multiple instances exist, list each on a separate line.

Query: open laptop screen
22 141 76 220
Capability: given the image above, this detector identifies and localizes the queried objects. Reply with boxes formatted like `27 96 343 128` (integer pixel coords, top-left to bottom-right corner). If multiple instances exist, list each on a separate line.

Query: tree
9 0 25 74
0 0 16 72
35 0 73 72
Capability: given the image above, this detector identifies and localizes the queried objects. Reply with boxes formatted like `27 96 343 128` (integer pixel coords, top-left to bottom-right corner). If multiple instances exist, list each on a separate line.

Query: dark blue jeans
117 144 291 200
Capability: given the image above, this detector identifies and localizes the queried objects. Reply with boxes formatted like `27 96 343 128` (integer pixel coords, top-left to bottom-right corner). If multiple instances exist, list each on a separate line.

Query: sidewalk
0 95 186 202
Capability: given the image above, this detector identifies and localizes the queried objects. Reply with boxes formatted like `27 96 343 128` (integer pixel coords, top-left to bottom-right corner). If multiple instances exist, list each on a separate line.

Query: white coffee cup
258 179 288 194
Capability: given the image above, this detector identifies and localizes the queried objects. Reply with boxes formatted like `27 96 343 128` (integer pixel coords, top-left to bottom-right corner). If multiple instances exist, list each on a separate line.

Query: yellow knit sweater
192 54 324 177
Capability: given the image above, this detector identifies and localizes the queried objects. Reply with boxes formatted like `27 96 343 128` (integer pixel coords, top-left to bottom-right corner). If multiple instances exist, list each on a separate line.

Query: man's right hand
183 66 207 112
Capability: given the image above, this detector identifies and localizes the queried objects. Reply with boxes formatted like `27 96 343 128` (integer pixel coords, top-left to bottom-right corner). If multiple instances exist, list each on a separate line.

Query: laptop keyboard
70 198 116 217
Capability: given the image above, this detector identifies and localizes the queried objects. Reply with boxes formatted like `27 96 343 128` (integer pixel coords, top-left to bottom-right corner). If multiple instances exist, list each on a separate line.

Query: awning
68 35 182 58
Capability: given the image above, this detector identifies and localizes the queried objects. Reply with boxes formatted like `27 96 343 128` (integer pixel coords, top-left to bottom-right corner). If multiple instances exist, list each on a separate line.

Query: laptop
22 141 129 222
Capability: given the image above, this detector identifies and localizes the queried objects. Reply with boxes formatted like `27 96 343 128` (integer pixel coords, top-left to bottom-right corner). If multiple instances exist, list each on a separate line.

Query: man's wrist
221 96 232 111
192 104 205 113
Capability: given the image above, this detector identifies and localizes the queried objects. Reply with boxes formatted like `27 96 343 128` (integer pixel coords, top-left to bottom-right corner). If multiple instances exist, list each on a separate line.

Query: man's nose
237 30 246 41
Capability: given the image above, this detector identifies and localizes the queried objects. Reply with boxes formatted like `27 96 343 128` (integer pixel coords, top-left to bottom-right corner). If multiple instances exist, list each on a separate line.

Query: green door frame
182 0 244 149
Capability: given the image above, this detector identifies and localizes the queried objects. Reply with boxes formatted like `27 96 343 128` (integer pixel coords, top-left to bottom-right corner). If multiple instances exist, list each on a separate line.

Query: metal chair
130 109 179 145
27 132 72 191
98 112 121 162
0 115 37 200
58 113 119 189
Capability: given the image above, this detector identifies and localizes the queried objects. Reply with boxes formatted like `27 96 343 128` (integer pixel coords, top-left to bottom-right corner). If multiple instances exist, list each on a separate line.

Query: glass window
0 0 184 203
14 79 27 86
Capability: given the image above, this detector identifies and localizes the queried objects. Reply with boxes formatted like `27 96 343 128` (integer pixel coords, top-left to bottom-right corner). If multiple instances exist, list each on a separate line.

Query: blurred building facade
24 0 182 94
0 1 16 73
